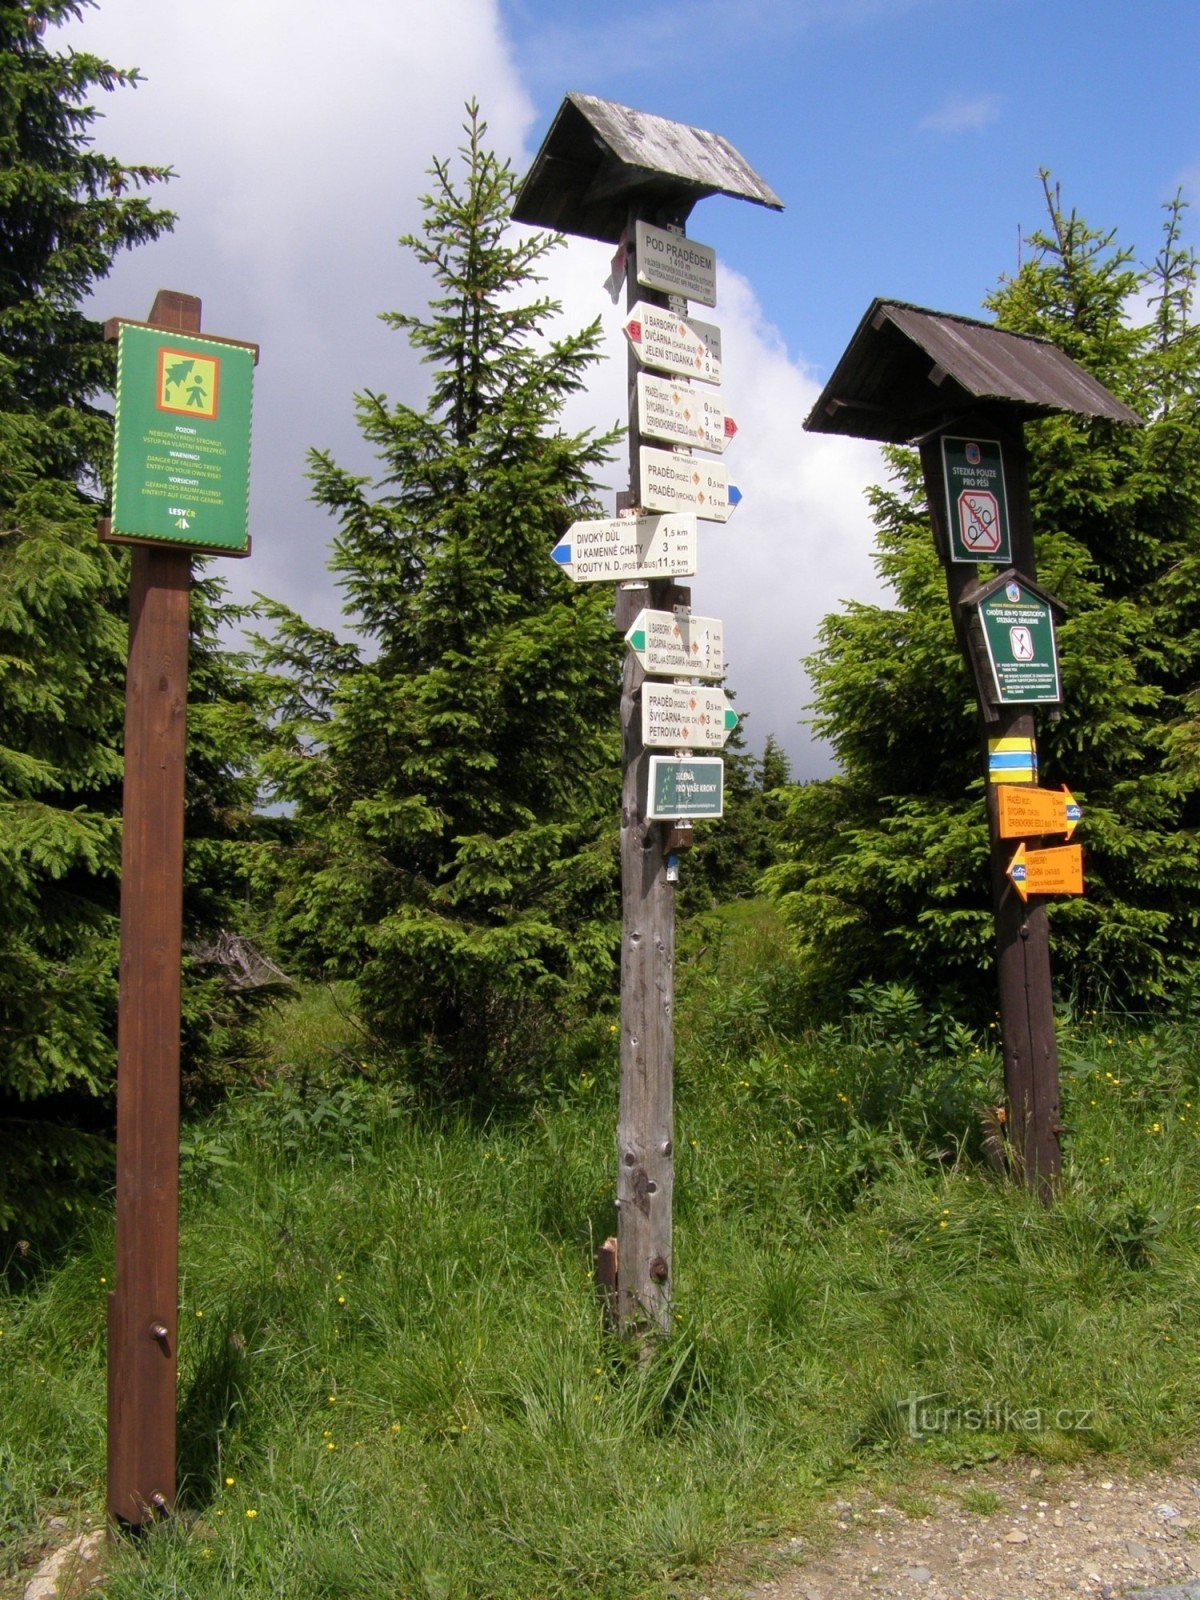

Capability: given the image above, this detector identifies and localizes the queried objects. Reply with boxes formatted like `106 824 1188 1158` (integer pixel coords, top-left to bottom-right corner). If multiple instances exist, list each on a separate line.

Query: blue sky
62 0 1199 773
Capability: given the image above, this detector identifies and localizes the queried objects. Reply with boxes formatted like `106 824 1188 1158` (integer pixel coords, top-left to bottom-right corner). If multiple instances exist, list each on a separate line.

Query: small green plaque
110 324 254 554
646 756 724 820
942 435 1011 564
977 578 1061 704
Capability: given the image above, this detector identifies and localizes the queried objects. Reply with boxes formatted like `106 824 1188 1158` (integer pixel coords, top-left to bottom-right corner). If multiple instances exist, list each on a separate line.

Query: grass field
3 903 1200 1598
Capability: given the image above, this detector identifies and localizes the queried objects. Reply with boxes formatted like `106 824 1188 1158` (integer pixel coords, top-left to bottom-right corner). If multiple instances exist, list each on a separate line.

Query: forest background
3 6 1200 1597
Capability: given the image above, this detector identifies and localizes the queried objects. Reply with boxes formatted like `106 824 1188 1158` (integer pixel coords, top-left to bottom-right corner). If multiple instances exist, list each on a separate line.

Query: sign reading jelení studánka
110 324 254 554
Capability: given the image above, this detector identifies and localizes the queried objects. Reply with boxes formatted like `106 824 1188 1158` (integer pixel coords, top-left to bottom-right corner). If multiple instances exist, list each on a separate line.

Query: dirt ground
736 1457 1200 1600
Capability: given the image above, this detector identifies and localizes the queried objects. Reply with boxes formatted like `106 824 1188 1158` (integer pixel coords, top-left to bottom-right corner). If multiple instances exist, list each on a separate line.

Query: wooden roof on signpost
805 298 1142 443
511 92 783 244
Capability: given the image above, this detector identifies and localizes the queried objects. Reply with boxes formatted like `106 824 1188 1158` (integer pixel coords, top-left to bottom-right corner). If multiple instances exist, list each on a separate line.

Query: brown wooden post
920 416 1062 1198
614 205 692 1336
107 290 198 1526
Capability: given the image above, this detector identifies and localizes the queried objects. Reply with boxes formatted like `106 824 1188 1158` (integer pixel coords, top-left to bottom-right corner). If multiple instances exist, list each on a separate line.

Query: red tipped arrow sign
624 301 722 384
636 373 736 454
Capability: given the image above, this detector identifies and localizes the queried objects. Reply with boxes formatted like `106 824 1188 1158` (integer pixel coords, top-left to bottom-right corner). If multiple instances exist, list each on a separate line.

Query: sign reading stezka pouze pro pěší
941 435 1012 565
110 323 254 553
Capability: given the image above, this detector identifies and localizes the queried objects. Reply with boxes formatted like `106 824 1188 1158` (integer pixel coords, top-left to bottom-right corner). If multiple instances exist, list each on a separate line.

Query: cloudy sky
62 0 1199 774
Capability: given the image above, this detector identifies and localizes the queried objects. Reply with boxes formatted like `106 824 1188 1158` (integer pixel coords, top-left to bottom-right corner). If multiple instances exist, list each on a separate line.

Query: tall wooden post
107 290 198 1526
615 206 688 1336
920 417 1062 1197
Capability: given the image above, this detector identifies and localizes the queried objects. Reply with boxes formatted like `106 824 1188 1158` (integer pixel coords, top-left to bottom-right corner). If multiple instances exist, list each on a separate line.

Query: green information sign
110 324 254 554
646 756 724 820
942 435 1011 565
976 577 1061 705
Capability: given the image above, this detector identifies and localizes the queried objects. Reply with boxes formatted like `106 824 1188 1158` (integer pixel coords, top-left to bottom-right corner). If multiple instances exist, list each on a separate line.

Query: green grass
3 903 1200 1597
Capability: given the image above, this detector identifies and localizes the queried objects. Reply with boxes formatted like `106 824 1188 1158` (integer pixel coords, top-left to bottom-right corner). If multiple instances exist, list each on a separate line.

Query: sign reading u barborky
110 324 255 554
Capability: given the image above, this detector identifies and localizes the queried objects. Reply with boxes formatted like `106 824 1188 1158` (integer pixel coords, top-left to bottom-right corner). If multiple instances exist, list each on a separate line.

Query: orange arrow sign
996 784 1081 840
1007 842 1084 902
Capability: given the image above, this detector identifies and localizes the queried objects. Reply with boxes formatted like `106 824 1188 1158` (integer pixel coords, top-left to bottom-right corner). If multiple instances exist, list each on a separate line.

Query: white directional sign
625 303 722 385
637 373 736 454
641 683 738 751
639 446 739 522
549 513 696 583
635 221 718 307
625 608 725 681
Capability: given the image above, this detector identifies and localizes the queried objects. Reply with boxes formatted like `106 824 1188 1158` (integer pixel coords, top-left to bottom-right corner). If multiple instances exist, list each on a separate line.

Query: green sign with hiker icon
110 323 254 554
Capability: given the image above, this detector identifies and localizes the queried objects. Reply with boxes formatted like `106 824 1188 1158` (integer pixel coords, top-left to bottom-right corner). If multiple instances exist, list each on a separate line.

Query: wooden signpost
101 291 256 1525
514 94 781 1333
805 301 1140 1198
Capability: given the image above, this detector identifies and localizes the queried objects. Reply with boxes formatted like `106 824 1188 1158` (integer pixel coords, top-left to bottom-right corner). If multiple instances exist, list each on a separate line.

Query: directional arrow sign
637 373 736 454
624 302 722 384
635 220 718 307
1006 842 1084 902
641 683 738 750
640 446 737 522
996 784 1082 840
550 513 696 583
625 608 725 681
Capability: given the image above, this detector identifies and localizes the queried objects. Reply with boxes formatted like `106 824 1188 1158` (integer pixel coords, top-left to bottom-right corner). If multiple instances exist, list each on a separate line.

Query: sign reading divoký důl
111 324 254 554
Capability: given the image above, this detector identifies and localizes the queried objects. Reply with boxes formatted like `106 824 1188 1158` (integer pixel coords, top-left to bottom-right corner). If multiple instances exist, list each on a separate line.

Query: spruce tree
1 1 265 1234
765 183 1200 1018
259 106 622 1098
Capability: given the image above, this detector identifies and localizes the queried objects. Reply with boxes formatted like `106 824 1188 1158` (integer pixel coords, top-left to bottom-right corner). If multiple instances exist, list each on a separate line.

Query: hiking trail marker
550 513 696 582
625 607 725 680
636 372 736 453
102 291 257 1530
1007 842 1084 901
624 301 722 383
805 297 1140 1200
515 91 781 1336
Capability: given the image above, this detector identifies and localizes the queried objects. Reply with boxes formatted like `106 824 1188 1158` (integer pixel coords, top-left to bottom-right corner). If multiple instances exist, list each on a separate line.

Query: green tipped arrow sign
641 683 737 750
625 608 725 681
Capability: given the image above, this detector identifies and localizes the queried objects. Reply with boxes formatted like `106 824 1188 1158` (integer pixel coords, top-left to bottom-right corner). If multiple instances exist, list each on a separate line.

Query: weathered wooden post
806 300 1140 1197
513 95 781 1330
100 291 257 1524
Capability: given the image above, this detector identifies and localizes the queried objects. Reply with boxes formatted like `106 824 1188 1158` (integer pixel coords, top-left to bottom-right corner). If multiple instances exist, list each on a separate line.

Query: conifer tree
765 183 1200 1017
259 106 623 1097
1 1 265 1233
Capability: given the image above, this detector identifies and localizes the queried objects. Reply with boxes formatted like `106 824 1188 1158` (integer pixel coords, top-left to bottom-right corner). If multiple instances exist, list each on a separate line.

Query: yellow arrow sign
996 783 1082 840
1007 842 1084 902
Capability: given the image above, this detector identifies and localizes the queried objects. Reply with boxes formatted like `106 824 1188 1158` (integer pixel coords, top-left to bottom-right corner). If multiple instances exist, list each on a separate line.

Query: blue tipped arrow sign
549 513 697 583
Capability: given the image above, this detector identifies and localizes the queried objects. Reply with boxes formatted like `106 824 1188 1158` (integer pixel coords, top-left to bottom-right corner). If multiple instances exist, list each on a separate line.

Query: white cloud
919 94 1002 134
58 0 885 772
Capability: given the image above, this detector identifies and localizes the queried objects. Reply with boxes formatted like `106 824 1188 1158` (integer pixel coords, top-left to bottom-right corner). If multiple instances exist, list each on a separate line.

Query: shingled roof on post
511 92 783 244
805 298 1143 444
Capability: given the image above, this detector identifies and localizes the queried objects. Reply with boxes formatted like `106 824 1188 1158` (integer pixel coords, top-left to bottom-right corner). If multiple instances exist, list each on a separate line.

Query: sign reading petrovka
550 513 696 583
110 324 254 553
996 784 1082 840
976 577 1061 705
942 436 1012 565
635 220 718 307
641 683 737 750
637 373 736 454
625 608 725 680
1007 842 1084 902
625 303 722 384
639 446 740 522
646 756 725 820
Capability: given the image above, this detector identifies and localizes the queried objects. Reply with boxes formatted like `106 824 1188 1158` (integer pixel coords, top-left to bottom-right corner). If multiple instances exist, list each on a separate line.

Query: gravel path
739 1459 1200 1600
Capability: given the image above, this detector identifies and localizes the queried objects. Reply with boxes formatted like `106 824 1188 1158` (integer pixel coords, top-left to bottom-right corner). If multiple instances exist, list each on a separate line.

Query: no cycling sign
942 436 1012 564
